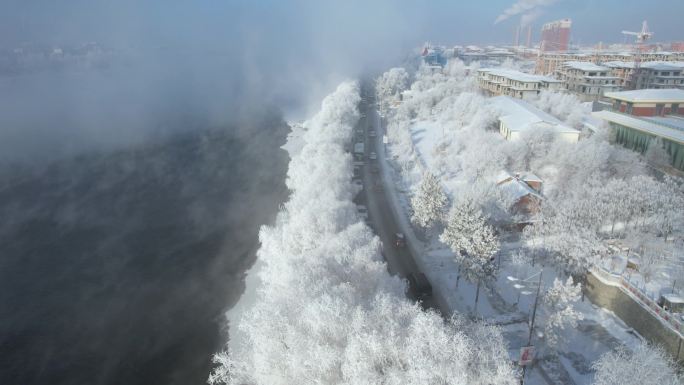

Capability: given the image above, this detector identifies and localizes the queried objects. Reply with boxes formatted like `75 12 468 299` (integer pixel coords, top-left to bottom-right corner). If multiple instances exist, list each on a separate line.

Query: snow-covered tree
376 67 410 113
209 81 517 385
542 277 583 349
644 137 671 168
411 171 448 229
441 200 499 310
591 343 681 385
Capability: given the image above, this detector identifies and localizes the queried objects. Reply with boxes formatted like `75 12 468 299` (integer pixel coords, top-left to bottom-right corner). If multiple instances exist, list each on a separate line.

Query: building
477 68 563 100
555 61 622 101
490 96 580 142
534 51 684 76
541 19 572 52
496 171 543 216
604 61 684 89
604 89 684 116
592 89 684 170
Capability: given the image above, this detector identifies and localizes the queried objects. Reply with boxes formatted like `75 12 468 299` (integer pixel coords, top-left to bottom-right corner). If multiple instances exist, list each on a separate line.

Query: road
353 83 439 311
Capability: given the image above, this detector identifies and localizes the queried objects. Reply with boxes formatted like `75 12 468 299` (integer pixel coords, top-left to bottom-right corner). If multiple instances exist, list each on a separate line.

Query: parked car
407 272 432 300
369 152 377 160
353 179 363 191
369 130 376 137
357 205 369 221
371 166 379 174
394 232 406 248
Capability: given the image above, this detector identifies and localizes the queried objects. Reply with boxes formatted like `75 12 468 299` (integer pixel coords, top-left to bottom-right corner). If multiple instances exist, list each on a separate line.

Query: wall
585 271 684 365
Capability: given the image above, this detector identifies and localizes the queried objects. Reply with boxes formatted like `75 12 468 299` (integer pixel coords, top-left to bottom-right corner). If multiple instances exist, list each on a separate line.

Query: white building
489 96 580 143
477 68 563 100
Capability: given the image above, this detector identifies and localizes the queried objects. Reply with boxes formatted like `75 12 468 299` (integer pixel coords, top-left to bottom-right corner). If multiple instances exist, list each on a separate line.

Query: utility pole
520 271 543 385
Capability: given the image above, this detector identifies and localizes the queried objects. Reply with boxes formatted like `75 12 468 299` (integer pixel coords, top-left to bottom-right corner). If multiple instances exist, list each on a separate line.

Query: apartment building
477 68 563 100
555 61 621 101
605 61 684 89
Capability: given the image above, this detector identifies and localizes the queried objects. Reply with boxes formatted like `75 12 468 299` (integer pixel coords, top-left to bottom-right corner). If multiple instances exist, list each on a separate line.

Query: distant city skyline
1 1 683 49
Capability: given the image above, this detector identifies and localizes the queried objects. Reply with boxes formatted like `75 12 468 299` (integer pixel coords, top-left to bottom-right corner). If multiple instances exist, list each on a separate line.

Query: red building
540 19 571 52
671 42 684 52
605 89 684 117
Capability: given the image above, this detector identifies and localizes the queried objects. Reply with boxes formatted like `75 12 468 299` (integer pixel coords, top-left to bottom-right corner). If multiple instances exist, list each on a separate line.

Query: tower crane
622 20 654 89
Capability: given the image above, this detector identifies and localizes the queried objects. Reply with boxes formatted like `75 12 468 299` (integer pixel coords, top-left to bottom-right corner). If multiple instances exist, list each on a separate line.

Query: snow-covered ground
376 61 683 384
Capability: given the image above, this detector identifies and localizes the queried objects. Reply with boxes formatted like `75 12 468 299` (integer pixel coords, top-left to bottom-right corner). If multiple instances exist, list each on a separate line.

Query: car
394 232 406 248
370 166 379 174
357 205 369 221
406 272 432 300
373 182 383 192
369 152 377 160
353 179 363 191
369 130 376 137
353 166 361 178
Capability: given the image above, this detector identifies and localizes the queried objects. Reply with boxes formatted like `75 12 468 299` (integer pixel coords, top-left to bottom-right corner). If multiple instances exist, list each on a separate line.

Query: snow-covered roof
496 172 542 201
519 172 542 183
603 88 684 103
592 110 684 144
662 293 684 304
490 96 580 135
601 61 684 70
479 68 559 83
641 62 684 71
563 61 609 72
643 116 684 132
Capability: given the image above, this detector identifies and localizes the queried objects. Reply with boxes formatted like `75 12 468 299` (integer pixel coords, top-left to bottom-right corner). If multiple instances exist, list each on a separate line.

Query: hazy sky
2 0 682 49
0 0 682 163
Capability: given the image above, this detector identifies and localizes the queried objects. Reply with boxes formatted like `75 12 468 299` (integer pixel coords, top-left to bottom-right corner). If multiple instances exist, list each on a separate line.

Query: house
496 171 543 216
489 96 580 143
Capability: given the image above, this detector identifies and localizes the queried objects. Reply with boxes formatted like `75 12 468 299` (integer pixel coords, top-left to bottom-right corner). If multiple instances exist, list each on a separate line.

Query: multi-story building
540 19 572 52
534 51 684 75
592 89 684 170
604 61 684 89
555 61 621 101
477 68 563 100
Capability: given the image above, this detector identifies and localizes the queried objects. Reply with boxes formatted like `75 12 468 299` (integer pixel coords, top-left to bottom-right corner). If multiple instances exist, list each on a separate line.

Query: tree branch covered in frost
441 200 499 283
410 171 448 229
209 81 516 385
591 343 681 385
531 90 585 128
542 277 583 349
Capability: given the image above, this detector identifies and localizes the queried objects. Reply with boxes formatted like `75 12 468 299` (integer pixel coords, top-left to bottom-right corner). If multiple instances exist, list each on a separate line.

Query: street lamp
508 271 543 385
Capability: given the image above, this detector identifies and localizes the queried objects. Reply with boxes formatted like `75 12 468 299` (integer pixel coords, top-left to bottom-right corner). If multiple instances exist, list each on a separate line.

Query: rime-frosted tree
591 343 681 385
543 277 583 349
440 200 499 310
411 171 448 229
376 67 409 113
209 82 517 385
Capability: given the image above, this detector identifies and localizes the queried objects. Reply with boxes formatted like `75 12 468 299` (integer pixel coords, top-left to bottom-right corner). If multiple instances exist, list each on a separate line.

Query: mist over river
0 63 290 385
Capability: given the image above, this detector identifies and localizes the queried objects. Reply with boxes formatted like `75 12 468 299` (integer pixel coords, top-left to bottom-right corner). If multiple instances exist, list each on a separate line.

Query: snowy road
355 85 440 312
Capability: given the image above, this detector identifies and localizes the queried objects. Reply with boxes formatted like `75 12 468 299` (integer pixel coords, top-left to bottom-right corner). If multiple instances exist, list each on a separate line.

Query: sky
2 0 683 48
0 0 682 163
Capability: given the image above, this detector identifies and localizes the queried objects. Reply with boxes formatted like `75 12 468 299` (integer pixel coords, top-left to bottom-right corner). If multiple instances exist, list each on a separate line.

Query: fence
592 266 684 337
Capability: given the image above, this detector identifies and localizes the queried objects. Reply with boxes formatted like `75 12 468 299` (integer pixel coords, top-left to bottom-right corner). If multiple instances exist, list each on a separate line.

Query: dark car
407 272 432 299
394 232 406 248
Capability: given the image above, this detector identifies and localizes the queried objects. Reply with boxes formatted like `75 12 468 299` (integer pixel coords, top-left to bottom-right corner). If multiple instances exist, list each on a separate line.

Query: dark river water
0 115 290 384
